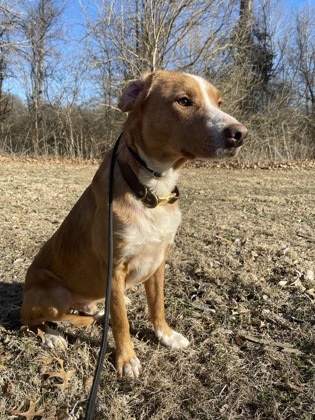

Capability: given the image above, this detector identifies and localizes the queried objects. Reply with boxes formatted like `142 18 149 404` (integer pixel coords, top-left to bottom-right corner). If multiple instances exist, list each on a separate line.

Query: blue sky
57 0 315 41
288 0 315 7
4 0 315 103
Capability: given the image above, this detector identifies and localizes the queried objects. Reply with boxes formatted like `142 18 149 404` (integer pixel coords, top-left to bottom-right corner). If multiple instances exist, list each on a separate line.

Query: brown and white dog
21 70 247 378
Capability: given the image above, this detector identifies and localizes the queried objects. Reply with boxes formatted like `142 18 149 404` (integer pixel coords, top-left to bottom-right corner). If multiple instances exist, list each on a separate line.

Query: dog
21 70 247 378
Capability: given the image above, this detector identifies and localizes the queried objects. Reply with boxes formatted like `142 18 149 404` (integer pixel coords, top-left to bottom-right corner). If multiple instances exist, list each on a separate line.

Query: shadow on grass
0 282 23 330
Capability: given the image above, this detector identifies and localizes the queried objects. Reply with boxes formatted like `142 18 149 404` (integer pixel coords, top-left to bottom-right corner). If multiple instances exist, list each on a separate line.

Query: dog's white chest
121 205 181 288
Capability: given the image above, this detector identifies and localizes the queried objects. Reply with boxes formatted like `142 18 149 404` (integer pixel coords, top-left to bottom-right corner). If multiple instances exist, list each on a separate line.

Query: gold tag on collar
157 193 178 206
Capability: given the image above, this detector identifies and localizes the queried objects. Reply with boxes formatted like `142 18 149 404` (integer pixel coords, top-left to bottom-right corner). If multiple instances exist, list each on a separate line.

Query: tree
227 0 275 113
290 5 315 117
20 0 63 153
0 3 22 132
82 0 235 96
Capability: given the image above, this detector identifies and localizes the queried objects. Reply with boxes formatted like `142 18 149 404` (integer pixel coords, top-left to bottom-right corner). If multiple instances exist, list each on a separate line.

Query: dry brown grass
1 159 315 419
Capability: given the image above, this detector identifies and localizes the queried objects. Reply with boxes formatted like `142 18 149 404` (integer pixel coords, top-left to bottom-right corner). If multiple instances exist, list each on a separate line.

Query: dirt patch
1 159 314 419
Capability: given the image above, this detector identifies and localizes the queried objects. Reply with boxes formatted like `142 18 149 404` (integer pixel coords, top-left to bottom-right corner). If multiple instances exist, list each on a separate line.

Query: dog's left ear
118 73 153 113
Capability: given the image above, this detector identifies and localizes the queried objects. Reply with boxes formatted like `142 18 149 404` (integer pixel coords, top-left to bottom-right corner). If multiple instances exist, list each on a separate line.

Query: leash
85 133 122 420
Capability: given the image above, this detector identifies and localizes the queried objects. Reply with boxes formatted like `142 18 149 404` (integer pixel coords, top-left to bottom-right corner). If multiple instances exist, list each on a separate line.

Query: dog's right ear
118 73 154 113
118 79 145 113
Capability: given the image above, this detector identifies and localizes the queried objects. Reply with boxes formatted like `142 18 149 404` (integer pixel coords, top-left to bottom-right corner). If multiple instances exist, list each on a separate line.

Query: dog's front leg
110 272 141 378
145 262 190 349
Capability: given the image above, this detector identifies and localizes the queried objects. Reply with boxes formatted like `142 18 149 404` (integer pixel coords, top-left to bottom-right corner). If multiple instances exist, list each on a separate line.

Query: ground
0 157 314 420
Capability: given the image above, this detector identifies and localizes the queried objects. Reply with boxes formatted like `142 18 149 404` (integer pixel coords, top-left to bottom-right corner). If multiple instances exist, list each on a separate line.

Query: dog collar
117 158 179 208
127 145 163 178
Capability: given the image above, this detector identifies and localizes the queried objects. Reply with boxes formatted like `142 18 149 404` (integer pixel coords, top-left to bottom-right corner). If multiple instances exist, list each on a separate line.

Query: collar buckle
156 187 179 206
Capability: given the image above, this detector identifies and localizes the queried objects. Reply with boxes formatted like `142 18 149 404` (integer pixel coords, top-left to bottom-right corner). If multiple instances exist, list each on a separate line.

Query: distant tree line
0 0 314 161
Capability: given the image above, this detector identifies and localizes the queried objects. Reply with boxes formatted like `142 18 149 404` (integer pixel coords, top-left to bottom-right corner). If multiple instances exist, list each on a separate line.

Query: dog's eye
218 100 223 108
177 97 192 107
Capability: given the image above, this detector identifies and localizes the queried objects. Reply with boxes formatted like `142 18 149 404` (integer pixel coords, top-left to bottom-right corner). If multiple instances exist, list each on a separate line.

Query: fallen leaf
39 357 55 365
41 357 75 390
10 400 46 420
19 326 46 342
46 368 75 390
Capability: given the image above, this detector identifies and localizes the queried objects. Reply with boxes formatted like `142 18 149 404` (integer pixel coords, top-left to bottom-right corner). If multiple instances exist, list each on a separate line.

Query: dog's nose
224 124 248 148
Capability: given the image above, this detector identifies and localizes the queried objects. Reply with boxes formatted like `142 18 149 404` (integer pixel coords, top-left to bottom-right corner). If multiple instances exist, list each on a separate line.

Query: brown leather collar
117 158 179 208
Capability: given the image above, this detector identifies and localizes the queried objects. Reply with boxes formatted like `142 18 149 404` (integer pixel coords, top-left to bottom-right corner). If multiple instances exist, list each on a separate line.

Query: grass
0 157 315 419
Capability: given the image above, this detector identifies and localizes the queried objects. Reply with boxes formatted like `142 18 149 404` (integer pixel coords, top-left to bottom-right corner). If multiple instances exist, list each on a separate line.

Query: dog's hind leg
21 285 70 350
21 272 94 349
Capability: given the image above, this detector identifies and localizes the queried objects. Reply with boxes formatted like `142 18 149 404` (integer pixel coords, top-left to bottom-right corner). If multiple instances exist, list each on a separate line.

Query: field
0 158 315 420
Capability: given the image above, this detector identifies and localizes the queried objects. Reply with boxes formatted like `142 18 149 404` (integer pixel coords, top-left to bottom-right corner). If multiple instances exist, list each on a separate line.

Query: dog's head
119 71 248 165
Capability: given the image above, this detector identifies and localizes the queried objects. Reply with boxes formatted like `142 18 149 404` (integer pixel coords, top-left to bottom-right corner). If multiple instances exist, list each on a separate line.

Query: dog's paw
116 353 141 379
122 357 141 379
44 329 68 350
156 329 190 349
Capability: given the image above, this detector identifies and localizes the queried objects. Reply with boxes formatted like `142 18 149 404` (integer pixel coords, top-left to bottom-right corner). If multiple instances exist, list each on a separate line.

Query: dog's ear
118 73 153 113
118 79 145 112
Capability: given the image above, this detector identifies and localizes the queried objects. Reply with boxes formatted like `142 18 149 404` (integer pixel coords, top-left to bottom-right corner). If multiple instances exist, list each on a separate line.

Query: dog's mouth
179 133 245 161
216 144 243 158
212 135 245 158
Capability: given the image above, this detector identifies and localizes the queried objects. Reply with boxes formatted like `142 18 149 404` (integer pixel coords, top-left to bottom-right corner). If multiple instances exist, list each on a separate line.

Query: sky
287 0 315 7
30 0 315 42
3 0 315 103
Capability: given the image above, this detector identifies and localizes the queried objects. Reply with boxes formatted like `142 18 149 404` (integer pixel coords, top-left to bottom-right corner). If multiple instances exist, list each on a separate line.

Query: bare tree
0 2 22 136
290 5 315 117
20 0 63 153
82 0 235 92
0 0 313 161
272 3 315 157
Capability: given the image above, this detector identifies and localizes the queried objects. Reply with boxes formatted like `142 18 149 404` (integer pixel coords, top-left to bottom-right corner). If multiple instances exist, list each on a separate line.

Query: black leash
85 133 122 420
